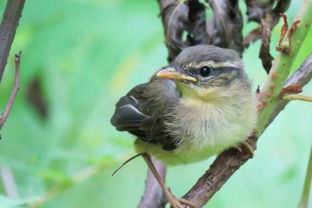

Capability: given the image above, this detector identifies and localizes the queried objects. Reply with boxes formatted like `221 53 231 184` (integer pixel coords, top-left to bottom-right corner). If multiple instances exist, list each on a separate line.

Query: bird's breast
160 94 256 164
165 97 229 148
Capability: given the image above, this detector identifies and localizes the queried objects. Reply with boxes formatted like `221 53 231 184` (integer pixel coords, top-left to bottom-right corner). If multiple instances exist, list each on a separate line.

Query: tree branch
140 1 311 207
0 0 25 83
183 53 312 207
182 1 312 205
283 94 312 102
266 53 312 128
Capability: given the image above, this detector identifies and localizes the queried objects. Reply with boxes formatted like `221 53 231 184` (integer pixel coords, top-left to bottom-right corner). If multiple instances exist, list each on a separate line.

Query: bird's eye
199 66 212 77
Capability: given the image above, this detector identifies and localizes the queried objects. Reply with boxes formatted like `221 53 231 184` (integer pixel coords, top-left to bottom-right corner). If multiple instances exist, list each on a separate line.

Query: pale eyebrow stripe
186 61 242 68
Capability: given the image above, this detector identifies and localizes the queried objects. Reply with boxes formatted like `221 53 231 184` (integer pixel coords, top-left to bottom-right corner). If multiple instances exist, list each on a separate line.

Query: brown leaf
206 0 244 55
282 84 303 94
259 21 273 73
244 0 291 73
26 77 49 119
161 2 190 62
278 13 288 45
187 0 209 46
243 26 262 48
160 0 209 62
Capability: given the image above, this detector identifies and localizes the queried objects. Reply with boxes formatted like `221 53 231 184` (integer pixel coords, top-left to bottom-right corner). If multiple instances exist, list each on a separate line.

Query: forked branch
139 0 312 207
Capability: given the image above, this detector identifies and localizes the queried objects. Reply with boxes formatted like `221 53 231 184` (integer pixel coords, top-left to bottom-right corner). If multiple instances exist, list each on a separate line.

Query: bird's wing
111 80 180 150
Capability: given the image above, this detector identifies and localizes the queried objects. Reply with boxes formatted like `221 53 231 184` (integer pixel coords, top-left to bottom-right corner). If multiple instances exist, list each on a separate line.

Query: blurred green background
0 0 311 207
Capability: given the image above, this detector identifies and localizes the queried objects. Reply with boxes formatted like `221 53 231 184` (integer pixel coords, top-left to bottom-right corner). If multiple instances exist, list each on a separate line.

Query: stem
183 1 312 206
266 54 312 129
283 94 312 102
298 147 312 208
0 0 26 83
256 0 312 136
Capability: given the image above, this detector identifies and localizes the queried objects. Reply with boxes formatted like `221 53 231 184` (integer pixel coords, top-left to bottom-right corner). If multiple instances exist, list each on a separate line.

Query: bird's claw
167 197 198 208
234 141 254 158
165 190 198 208
242 141 254 158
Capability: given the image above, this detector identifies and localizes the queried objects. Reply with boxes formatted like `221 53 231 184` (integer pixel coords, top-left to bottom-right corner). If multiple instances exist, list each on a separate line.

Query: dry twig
0 52 21 130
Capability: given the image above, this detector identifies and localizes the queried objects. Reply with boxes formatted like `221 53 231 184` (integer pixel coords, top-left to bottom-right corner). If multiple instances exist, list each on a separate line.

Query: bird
111 45 257 208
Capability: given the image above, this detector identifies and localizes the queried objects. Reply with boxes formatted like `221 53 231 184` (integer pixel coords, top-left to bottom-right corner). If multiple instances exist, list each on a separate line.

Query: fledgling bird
111 45 257 208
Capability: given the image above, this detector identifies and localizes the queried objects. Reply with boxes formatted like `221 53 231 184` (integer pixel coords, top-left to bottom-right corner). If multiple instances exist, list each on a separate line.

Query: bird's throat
176 81 221 103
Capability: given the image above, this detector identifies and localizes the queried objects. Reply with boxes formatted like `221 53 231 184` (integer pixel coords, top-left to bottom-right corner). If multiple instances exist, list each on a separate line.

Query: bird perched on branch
111 45 257 208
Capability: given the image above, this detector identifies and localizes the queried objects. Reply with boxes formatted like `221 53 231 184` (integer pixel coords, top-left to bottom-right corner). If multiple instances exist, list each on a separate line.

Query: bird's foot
141 153 197 208
241 141 254 158
234 141 254 158
178 198 198 208
165 190 197 208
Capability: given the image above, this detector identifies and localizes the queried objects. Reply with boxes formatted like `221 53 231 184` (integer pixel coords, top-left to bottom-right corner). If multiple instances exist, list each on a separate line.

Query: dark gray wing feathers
110 81 179 150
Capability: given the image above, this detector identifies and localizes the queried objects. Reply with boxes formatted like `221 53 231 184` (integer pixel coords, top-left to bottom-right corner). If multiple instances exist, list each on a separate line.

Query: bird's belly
155 98 255 165
135 96 256 165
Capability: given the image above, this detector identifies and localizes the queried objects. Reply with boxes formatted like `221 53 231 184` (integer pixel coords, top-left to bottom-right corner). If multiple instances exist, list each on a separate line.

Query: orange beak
156 67 197 82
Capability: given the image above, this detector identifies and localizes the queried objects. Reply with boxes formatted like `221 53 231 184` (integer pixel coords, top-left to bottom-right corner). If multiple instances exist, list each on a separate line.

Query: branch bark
183 53 312 207
266 53 312 128
140 0 312 207
0 0 25 83
183 1 312 205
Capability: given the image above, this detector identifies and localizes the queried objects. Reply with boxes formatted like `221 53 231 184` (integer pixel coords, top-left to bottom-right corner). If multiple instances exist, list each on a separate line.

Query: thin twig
266 53 312 130
298 146 312 208
0 0 26 83
112 153 142 176
0 52 21 130
283 94 312 102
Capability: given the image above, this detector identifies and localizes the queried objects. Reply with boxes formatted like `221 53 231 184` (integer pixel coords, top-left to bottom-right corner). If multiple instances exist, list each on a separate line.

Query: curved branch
183 53 312 207
183 1 312 206
141 0 311 207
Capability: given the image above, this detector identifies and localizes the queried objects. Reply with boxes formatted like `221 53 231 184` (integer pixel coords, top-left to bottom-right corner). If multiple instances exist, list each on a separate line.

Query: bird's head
156 45 250 102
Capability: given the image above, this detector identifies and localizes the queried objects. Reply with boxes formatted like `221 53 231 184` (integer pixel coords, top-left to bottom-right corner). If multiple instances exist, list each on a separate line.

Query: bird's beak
156 67 197 82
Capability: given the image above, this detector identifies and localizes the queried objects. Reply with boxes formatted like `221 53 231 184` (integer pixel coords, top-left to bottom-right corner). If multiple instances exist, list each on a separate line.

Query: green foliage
0 0 311 208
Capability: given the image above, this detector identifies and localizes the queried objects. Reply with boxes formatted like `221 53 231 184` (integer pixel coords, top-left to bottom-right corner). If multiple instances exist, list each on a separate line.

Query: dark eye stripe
213 66 240 73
